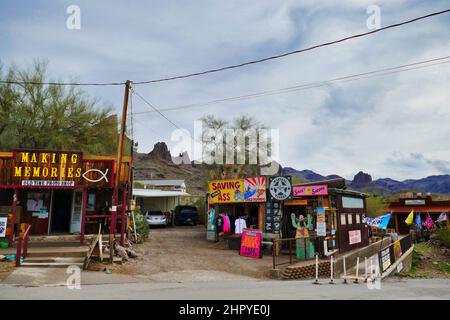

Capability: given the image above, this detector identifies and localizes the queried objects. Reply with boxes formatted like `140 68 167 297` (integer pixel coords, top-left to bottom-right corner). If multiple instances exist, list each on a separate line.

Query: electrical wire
132 55 450 114
1 9 448 87
132 9 450 84
131 88 182 130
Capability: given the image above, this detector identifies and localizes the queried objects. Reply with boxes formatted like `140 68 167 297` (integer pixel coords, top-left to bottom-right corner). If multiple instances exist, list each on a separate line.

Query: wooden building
0 149 132 245
287 179 369 254
388 195 450 234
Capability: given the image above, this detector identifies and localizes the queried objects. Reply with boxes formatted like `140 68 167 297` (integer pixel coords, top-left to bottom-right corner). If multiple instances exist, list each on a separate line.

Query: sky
1 0 449 181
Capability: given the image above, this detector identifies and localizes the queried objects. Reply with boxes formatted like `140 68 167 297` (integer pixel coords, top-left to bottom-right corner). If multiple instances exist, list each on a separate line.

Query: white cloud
2 0 450 180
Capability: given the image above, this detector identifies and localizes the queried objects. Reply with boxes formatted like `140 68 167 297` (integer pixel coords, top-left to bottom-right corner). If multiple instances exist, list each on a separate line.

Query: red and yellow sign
208 179 244 203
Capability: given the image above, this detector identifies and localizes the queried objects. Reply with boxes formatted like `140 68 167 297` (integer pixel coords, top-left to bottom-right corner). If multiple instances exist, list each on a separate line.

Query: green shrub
435 228 450 248
133 209 149 243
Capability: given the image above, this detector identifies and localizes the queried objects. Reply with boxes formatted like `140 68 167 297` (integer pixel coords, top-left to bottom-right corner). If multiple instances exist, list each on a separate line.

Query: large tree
0 60 118 154
200 114 273 181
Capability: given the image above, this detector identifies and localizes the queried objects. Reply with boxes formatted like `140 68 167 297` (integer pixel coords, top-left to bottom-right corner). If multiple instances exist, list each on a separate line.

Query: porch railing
272 236 318 269
16 223 31 267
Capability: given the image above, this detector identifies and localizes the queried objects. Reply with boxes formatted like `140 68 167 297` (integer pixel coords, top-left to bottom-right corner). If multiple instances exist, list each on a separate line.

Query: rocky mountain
147 142 173 162
135 143 450 195
281 167 347 182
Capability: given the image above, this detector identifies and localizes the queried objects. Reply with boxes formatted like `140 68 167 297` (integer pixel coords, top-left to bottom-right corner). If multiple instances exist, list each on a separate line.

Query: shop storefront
284 179 369 255
0 149 131 245
206 177 266 243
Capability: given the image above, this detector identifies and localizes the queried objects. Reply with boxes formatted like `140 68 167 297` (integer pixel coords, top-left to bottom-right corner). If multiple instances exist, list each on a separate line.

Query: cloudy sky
1 0 449 181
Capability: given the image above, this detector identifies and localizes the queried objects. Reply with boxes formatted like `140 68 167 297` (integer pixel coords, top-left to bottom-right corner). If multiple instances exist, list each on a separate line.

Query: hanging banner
244 177 266 202
362 213 391 229
293 185 328 197
0 217 7 237
316 207 326 236
240 228 262 259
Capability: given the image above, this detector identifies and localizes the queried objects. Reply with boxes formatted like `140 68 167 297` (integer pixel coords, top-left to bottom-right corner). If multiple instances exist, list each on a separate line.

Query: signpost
240 228 262 259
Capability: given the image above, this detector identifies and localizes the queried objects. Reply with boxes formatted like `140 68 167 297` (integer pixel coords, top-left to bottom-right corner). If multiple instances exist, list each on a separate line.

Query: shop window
356 214 361 224
347 213 353 225
340 213 346 225
87 193 96 211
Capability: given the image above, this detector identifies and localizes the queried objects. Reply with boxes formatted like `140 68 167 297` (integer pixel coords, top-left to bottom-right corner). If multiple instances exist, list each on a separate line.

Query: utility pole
110 80 132 263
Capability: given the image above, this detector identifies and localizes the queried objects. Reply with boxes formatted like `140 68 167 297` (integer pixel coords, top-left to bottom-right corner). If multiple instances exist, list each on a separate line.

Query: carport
133 188 191 213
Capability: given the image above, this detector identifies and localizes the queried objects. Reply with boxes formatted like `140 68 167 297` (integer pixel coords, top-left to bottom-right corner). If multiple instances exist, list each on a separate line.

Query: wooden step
26 246 89 258
24 257 85 264
21 261 84 268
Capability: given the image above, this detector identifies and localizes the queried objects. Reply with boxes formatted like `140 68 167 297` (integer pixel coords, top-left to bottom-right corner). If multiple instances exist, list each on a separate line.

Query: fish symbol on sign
82 169 109 183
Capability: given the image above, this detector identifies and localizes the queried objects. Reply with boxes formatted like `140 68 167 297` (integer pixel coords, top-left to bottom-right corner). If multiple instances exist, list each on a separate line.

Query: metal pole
343 255 347 284
329 255 335 284
313 254 320 284
354 257 360 283
364 257 368 282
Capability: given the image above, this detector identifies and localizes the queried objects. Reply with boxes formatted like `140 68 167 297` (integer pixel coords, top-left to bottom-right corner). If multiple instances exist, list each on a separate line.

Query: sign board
0 217 7 237
0 150 114 188
264 201 281 234
381 248 392 272
284 199 308 206
316 207 327 236
240 228 262 259
293 185 328 197
348 230 362 245
244 177 266 202
208 177 266 204
208 179 244 203
405 199 426 205
268 176 292 201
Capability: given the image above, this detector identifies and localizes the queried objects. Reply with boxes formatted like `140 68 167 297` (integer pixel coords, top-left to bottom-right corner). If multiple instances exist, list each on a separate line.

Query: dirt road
108 226 273 281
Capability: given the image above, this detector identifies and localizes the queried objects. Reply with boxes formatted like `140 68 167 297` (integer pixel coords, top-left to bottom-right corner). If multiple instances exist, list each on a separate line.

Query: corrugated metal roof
135 179 185 186
133 188 190 197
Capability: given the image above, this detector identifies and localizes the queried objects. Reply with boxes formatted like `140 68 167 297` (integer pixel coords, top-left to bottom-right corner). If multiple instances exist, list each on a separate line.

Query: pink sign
293 185 328 197
240 228 262 259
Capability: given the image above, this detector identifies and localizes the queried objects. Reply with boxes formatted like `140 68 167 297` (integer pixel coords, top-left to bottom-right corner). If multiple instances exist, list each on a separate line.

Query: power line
133 9 450 85
131 88 182 130
1 9 448 87
0 79 125 86
132 55 450 115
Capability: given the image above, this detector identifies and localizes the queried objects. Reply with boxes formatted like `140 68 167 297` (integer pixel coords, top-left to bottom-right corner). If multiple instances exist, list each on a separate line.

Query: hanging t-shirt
235 218 247 234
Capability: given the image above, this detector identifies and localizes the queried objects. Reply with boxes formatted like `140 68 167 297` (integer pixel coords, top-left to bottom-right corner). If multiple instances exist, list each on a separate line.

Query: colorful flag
422 214 434 229
362 213 391 229
436 212 448 223
415 213 422 231
405 210 414 225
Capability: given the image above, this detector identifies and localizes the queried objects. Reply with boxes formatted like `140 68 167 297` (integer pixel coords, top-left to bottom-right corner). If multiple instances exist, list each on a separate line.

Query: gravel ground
107 226 274 281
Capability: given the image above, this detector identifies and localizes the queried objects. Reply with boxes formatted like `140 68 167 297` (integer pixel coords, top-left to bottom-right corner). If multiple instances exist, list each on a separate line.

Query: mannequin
291 213 315 259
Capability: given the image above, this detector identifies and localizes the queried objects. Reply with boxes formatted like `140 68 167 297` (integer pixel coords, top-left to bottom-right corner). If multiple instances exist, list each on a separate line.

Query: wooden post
394 213 399 233
80 189 87 245
120 189 127 246
110 80 131 262
9 189 18 247
258 203 264 230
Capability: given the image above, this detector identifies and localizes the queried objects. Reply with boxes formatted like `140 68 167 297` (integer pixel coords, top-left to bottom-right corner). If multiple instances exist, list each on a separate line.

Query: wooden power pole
110 80 132 262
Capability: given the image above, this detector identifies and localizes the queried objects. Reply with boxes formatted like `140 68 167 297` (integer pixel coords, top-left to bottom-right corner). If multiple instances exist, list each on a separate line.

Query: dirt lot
102 226 274 281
